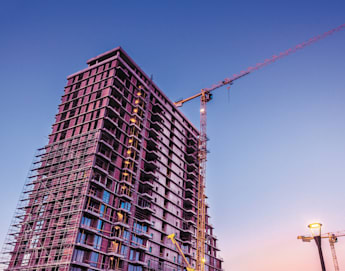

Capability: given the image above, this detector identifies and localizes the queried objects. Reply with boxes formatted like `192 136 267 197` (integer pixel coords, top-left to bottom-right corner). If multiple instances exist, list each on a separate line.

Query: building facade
1 47 223 271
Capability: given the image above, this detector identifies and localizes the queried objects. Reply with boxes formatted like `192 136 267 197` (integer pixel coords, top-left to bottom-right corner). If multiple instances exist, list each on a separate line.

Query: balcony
144 160 158 172
145 149 159 162
184 207 196 216
150 121 163 133
138 187 153 201
107 247 125 258
137 198 154 213
134 210 152 225
140 170 156 188
185 188 194 199
151 112 164 123
184 153 196 164
129 259 148 266
146 127 159 141
152 103 163 114
185 179 194 190
187 136 198 146
184 197 194 207
186 162 197 172
117 190 133 202
187 171 198 180
133 229 152 239
186 145 197 155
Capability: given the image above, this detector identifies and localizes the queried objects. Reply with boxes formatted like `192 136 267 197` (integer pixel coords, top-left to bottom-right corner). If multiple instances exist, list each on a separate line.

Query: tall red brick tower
1 47 223 271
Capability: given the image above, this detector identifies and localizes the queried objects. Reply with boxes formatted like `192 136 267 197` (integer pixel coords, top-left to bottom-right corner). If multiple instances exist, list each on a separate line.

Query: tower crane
298 230 345 271
168 23 345 271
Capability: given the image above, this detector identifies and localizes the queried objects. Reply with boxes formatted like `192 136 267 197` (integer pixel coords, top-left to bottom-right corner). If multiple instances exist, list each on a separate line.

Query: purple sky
1 1 345 270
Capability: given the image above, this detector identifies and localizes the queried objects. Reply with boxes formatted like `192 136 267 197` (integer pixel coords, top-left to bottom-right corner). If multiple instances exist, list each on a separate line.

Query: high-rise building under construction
1 47 223 271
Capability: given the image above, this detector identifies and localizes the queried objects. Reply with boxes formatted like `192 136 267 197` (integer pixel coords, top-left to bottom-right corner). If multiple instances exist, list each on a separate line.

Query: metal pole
314 235 326 271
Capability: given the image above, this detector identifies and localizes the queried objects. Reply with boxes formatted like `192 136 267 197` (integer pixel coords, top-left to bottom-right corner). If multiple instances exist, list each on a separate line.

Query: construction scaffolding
0 130 99 271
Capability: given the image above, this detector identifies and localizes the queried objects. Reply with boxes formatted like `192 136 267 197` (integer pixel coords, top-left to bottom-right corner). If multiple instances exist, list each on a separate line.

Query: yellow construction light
133 108 138 113
130 118 136 123
138 85 142 89
128 139 133 143
122 172 129 176
124 161 130 165
127 150 131 154
201 258 206 263
135 99 139 104
117 212 123 220
137 92 142 96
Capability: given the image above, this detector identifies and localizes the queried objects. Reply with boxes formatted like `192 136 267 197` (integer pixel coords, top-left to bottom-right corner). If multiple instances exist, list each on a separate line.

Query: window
72 249 84 262
97 219 104 232
128 264 142 271
93 235 102 249
129 249 135 260
77 231 86 244
89 252 99 267
81 216 91 227
123 230 130 240
100 204 106 217
120 245 128 256
120 201 131 211
131 235 143 247
102 191 110 204
133 222 147 234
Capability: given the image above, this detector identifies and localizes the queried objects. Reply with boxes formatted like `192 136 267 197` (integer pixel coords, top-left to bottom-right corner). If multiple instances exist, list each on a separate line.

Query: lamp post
308 223 326 271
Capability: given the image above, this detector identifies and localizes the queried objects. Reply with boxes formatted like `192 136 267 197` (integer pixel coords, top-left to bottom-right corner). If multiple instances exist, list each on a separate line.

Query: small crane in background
169 23 345 271
298 230 345 271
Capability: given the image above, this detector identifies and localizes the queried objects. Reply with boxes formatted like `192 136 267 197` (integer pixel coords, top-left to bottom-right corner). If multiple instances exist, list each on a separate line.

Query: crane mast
195 90 212 270
328 234 339 271
170 23 345 271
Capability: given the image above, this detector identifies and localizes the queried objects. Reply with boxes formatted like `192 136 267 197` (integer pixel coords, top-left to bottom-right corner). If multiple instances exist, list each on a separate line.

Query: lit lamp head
308 223 322 237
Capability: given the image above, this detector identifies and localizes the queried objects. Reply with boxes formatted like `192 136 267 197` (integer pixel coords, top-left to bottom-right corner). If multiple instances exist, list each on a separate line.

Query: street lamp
308 223 326 271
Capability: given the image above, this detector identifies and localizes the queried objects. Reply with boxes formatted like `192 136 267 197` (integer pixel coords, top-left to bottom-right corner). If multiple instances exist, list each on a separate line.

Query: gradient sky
1 1 345 270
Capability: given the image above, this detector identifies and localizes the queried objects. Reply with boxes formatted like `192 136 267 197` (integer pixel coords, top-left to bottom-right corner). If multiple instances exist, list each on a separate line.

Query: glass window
93 235 102 249
103 191 110 204
120 201 131 211
120 245 128 256
90 252 99 267
72 249 84 262
77 231 86 244
132 235 143 247
100 204 105 217
81 216 91 227
123 230 130 240
97 219 103 232
130 249 135 260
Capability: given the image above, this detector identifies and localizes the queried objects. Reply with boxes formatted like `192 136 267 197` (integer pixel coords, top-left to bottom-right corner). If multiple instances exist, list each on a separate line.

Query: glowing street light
308 222 322 236
308 223 326 271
